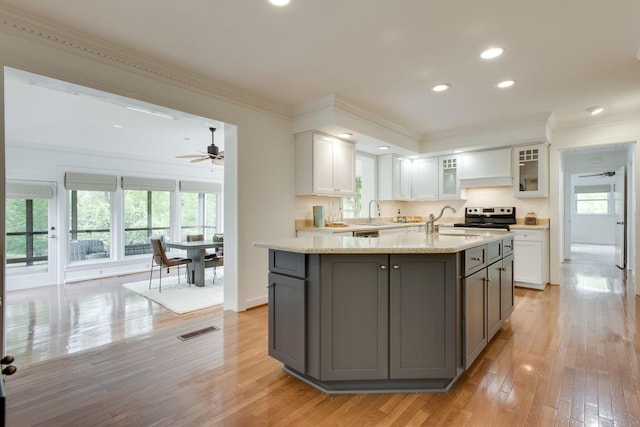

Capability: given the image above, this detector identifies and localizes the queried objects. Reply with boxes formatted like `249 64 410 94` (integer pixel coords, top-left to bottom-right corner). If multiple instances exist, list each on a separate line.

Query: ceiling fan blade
176 154 206 158
190 157 210 163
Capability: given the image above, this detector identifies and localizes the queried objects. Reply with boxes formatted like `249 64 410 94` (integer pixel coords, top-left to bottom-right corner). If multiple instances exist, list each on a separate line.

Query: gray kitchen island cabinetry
257 231 514 393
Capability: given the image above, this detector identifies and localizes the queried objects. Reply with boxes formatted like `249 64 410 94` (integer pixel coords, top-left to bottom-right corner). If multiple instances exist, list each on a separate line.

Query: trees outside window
181 192 218 240
68 190 112 262
343 153 376 218
123 190 171 256
6 199 48 267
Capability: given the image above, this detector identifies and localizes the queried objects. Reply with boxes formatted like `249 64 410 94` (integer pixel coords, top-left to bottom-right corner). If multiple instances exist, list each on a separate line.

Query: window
575 184 611 215
343 153 376 218
179 179 222 240
180 192 218 240
69 190 112 261
6 199 49 267
123 190 171 256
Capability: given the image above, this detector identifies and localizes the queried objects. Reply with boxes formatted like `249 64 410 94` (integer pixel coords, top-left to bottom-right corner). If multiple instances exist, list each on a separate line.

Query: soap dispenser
396 209 402 223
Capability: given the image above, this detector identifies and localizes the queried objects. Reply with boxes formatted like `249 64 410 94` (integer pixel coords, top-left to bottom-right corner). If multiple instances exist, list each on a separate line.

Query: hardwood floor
4 260 639 426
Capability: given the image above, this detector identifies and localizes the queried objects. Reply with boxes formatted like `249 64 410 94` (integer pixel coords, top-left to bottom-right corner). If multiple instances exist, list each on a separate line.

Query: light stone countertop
295 221 426 234
254 229 513 254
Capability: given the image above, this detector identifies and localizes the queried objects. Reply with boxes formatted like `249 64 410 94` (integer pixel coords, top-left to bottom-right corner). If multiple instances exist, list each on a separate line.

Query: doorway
561 144 634 268
5 181 58 290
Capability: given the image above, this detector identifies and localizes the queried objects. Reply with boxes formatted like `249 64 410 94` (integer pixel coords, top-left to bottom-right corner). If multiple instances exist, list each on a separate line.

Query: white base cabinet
513 229 549 290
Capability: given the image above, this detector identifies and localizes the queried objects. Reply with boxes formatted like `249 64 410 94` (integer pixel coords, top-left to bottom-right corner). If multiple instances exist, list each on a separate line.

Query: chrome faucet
426 205 456 234
368 199 380 224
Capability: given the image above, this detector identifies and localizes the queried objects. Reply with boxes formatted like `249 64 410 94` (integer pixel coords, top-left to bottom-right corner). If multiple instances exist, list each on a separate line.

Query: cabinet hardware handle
380 265 387 270
471 257 482 261
505 245 512 249
392 265 400 269
266 283 275 288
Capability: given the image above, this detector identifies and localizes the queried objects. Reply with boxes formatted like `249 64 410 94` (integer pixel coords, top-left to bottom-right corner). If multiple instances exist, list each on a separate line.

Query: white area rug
123 270 223 314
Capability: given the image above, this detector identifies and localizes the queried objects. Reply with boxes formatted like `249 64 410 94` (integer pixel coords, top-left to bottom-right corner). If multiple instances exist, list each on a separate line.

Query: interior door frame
613 166 626 268
560 144 634 268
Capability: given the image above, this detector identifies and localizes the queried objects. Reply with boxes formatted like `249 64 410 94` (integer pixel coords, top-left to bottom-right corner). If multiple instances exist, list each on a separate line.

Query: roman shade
64 172 117 192
121 176 176 192
179 180 222 193
6 180 55 199
574 184 611 194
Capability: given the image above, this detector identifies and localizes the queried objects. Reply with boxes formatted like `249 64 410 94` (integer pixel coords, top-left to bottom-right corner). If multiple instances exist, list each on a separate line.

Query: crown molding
293 94 421 143
551 109 640 134
0 7 292 119
424 112 552 143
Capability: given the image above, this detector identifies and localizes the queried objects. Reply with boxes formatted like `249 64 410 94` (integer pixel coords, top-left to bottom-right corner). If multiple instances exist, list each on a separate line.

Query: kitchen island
253 230 515 393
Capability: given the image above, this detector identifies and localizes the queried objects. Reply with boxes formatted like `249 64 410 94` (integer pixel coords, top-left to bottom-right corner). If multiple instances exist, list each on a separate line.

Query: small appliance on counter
313 205 325 228
525 211 538 225
454 206 516 230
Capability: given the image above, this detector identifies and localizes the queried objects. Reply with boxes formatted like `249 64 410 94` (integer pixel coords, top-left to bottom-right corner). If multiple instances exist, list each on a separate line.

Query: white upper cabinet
459 148 512 188
438 155 461 199
295 131 355 196
513 143 548 197
411 157 438 200
378 154 411 200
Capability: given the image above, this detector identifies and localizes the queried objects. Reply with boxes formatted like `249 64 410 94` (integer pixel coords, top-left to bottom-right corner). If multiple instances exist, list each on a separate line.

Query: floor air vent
178 326 219 341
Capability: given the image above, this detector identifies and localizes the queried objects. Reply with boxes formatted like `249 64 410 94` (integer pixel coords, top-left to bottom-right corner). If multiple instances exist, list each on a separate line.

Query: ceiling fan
579 171 615 178
176 127 224 165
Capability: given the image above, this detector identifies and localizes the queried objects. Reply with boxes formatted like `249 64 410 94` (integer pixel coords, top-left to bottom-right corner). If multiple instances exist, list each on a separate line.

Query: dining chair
149 237 192 292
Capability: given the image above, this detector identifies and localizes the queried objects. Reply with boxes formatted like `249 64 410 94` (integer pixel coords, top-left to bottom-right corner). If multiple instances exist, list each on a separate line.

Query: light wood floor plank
3 260 639 426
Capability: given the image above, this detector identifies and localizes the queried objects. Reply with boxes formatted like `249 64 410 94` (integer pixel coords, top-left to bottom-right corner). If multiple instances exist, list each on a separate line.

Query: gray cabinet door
320 254 389 381
389 254 457 379
501 254 515 319
464 268 487 369
268 272 306 373
487 261 502 340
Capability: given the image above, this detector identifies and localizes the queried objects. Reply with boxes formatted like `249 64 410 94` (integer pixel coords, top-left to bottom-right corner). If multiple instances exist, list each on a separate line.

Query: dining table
164 240 223 287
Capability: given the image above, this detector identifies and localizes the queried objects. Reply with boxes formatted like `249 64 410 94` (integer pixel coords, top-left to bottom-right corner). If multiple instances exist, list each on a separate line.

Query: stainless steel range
454 207 516 230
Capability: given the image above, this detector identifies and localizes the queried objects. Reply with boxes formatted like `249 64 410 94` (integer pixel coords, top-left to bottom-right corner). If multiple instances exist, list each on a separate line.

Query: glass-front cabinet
513 143 548 198
438 154 461 199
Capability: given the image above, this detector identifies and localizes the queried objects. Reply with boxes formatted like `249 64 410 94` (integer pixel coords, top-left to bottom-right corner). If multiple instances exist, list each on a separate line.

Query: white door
5 181 58 290
613 166 626 268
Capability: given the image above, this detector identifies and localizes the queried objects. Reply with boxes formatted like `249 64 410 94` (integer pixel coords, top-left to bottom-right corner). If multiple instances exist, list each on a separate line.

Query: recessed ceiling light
432 83 451 92
481 47 504 59
378 146 390 150
338 133 352 139
586 106 604 115
496 80 515 89
454 150 464 154
112 124 124 128
268 0 290 5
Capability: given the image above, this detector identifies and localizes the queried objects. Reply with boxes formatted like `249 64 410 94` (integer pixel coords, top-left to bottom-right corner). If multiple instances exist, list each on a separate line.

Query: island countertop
253 229 513 254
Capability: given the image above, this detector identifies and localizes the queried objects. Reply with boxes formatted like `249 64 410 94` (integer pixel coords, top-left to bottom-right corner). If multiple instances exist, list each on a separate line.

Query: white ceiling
2 0 640 153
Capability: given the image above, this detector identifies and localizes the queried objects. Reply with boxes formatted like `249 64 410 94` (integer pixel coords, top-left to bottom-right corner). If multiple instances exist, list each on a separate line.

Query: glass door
5 181 58 290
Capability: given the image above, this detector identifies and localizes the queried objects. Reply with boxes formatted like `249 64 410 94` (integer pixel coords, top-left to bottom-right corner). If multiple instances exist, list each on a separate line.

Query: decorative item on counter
525 211 537 225
313 205 325 228
396 209 402 223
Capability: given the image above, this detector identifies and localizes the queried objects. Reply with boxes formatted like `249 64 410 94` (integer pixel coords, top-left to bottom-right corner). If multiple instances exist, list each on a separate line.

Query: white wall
0 18 296 311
